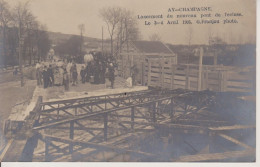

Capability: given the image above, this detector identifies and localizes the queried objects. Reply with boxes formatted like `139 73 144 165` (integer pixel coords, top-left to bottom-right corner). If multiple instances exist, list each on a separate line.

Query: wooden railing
145 60 255 93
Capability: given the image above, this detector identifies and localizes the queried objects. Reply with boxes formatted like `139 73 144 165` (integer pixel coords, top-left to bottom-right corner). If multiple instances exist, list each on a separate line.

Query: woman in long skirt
63 69 69 91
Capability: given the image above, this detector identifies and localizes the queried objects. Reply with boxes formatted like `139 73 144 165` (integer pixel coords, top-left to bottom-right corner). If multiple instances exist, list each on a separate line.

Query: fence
144 58 255 93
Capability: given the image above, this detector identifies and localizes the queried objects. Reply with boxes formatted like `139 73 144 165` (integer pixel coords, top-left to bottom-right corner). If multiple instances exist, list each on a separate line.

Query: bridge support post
45 137 50 161
131 107 135 130
69 121 74 153
104 113 108 141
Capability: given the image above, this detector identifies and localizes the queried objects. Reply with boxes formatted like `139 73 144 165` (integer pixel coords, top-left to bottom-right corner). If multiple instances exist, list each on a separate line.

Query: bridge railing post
69 120 74 153
104 113 108 141
131 107 135 130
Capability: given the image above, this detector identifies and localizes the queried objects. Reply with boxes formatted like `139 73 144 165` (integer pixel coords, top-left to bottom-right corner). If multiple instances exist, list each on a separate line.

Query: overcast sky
8 0 256 44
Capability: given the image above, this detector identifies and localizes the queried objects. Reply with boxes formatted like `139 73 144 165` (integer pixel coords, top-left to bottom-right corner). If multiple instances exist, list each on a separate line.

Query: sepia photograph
0 0 256 163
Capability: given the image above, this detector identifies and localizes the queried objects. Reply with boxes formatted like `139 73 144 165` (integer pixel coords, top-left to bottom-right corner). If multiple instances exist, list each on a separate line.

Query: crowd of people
35 58 116 91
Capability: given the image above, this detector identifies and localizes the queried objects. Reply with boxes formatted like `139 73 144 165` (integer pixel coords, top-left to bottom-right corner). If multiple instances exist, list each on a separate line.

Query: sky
7 0 256 45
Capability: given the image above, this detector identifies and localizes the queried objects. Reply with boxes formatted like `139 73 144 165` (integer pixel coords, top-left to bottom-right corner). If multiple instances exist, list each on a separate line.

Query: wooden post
171 64 175 90
170 98 175 121
152 102 157 123
104 113 108 141
105 96 107 110
45 137 50 161
131 107 135 130
218 70 222 92
161 56 165 88
148 60 151 86
206 66 209 90
69 121 74 153
198 47 203 91
141 62 144 85
185 65 190 89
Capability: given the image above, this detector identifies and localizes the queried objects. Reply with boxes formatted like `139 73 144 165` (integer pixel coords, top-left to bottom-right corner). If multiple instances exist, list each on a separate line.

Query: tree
149 33 161 41
100 7 122 56
37 27 51 61
12 1 32 86
0 0 51 68
0 0 12 66
115 8 139 55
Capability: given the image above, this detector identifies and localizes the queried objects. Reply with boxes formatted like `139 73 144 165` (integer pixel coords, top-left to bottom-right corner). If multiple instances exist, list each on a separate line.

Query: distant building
118 40 177 85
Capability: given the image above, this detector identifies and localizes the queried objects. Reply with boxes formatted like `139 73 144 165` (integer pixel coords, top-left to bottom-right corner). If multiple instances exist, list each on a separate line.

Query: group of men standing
36 64 54 89
35 60 116 90
79 60 116 88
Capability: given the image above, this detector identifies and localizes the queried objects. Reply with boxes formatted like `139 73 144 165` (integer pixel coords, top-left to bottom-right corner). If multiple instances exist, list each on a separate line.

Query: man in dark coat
99 61 106 84
47 65 54 87
42 66 49 89
71 64 78 86
94 61 100 84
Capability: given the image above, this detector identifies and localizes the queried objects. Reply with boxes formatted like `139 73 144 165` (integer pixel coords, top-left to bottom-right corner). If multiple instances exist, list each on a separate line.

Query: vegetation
0 0 51 67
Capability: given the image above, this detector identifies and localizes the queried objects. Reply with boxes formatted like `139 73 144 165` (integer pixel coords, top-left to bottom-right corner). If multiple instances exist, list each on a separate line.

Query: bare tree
12 1 33 86
149 33 161 41
100 6 122 56
115 8 139 54
0 0 12 66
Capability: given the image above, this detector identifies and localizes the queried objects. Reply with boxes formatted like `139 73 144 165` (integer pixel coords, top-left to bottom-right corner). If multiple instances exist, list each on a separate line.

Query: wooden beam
33 96 175 131
209 125 256 131
69 121 74 153
218 133 254 149
41 134 157 157
173 149 255 162
104 113 108 141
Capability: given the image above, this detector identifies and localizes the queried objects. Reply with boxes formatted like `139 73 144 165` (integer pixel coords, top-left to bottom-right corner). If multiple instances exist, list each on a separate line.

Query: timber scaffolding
1 89 256 162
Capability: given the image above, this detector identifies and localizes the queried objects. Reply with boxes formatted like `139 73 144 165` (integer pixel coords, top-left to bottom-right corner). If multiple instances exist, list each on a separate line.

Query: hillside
47 31 101 46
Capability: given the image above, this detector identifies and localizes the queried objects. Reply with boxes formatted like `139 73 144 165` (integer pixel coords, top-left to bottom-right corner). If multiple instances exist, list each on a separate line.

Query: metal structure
1 89 256 162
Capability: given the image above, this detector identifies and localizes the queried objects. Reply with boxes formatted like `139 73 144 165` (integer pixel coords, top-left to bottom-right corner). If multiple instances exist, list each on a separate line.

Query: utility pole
198 47 203 91
102 26 103 56
19 20 24 87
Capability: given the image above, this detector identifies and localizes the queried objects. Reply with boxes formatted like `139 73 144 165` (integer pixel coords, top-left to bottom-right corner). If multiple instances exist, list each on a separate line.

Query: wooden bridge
1 89 256 162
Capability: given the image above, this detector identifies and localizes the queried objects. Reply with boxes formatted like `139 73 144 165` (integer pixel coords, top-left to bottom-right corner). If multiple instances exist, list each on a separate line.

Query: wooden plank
207 79 219 85
226 88 252 93
174 149 255 162
173 80 186 86
0 139 14 162
227 73 253 81
209 125 255 131
218 133 253 149
175 70 186 75
174 85 186 89
189 77 198 82
174 75 186 80
150 68 161 73
227 81 253 88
